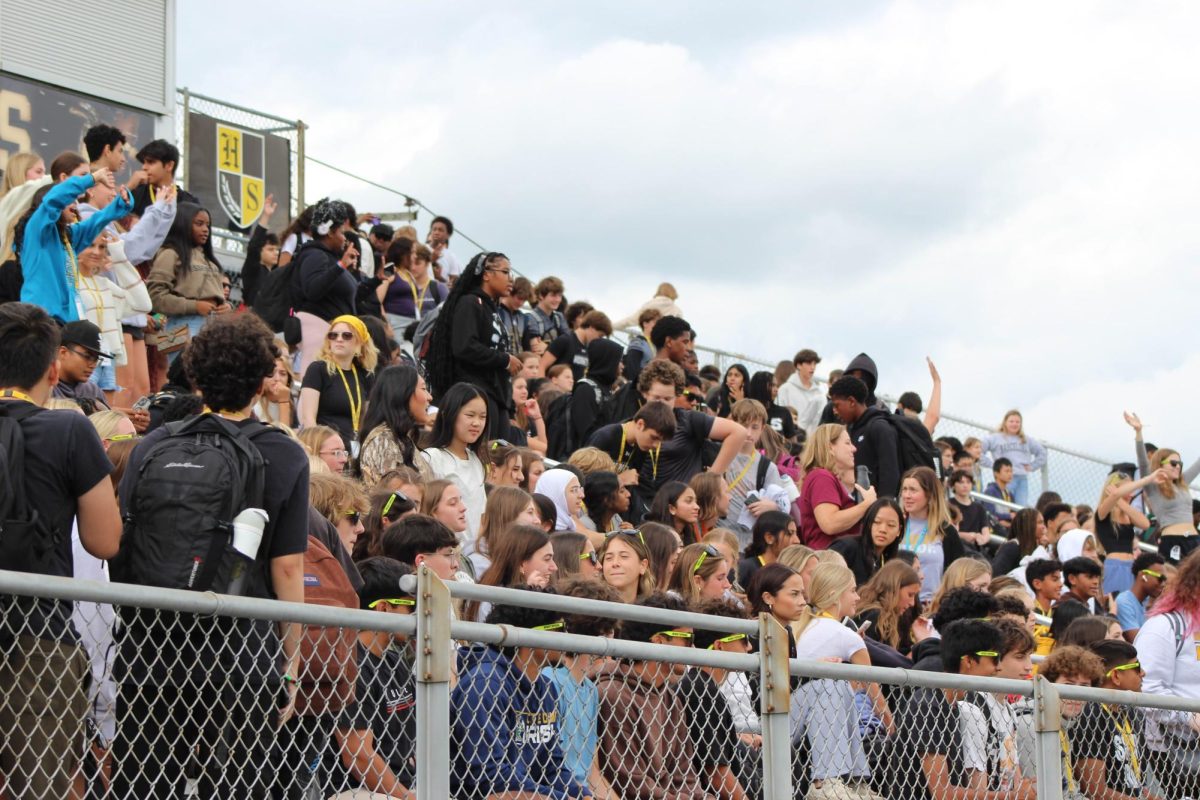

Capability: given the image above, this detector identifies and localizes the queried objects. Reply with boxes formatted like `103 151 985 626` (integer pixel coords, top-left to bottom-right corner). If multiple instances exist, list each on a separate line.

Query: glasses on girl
327 331 356 341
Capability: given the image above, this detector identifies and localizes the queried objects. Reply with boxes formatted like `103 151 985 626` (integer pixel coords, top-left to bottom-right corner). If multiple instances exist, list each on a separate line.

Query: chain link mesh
8 579 1200 799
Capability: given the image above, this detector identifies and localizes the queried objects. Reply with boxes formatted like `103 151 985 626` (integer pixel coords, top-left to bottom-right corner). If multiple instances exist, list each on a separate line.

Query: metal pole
1032 676 1064 799
758 613 793 799
415 565 452 800
295 120 306 216
181 87 191 191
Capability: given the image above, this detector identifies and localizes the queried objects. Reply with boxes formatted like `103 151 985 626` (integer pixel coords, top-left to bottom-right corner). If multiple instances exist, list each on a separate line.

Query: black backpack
252 240 317 333
112 414 271 595
879 411 943 478
544 393 575 461
0 402 57 573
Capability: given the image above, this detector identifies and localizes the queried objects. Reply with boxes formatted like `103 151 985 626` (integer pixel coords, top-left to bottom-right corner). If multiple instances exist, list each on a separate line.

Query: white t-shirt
796 617 865 662
420 447 487 547
281 232 311 256
438 248 462 278
959 692 1019 790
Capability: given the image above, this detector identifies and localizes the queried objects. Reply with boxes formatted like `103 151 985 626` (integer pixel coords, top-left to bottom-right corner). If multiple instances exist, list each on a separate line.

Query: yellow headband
329 315 369 345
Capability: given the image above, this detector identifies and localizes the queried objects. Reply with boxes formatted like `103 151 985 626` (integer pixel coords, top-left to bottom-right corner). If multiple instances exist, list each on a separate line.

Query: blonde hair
655 282 678 301
997 409 1027 443
1152 448 1186 501
392 225 418 242
567 446 615 475
0 153 40 197
927 557 992 615
298 425 341 458
799 423 846 475
667 542 729 605
316 321 379 374
778 544 816 574
814 549 848 567
791 563 855 639
46 398 83 412
308 472 368 526
730 398 768 426
88 409 132 441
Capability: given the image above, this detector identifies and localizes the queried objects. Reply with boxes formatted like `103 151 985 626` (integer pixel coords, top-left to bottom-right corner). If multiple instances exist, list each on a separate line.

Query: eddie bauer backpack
295 535 359 717
110 414 271 594
0 402 58 573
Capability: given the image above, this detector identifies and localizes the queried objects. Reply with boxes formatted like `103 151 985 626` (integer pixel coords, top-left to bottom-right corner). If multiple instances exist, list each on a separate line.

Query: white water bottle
227 508 269 595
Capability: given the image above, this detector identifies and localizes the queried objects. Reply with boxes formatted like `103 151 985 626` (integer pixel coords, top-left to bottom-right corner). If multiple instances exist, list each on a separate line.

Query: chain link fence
4 568 1200 798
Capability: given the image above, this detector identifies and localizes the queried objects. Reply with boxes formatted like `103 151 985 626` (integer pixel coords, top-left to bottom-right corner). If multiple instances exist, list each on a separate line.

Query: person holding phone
798 423 878 550
377 238 447 340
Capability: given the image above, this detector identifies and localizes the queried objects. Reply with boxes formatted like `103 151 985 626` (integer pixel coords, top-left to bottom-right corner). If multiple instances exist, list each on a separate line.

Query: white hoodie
777 372 825 436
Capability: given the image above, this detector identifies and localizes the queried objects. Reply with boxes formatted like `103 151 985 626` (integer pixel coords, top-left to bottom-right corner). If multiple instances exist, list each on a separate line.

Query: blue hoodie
451 644 589 800
20 174 132 322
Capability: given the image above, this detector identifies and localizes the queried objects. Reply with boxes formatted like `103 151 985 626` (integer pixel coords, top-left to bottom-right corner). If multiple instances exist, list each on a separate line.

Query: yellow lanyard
1100 705 1141 782
617 425 632 470
648 445 659 481
337 366 363 433
1059 730 1076 793
727 453 754 490
202 407 250 420
62 233 79 287
149 184 156 203
817 611 839 621
405 272 430 317
0 390 36 404
78 274 105 330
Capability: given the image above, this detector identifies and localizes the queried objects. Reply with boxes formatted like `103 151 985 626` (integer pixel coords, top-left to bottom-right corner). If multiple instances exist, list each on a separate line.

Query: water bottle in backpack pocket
111 414 271 595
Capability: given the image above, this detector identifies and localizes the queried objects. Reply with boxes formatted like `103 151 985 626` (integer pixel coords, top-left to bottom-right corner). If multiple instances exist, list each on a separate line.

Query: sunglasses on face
579 551 599 567
655 630 693 643
367 598 414 609
326 331 356 341
1106 661 1142 678
692 544 721 574
343 511 361 526
1141 569 1164 579
708 633 747 649
974 650 999 659
1166 459 1183 468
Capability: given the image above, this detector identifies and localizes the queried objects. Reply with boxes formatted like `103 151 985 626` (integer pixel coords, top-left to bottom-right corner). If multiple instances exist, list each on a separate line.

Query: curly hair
557 576 622 638
182 314 276 412
309 472 368 527
1040 644 1104 685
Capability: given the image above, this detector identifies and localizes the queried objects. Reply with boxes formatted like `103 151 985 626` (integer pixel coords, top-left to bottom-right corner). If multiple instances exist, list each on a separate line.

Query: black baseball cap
61 320 113 360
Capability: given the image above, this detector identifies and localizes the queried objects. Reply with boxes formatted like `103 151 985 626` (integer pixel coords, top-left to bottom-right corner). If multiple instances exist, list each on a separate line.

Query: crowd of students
3 125 1200 800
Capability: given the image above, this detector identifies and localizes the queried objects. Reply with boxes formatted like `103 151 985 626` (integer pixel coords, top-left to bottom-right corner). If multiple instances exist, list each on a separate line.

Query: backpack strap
1168 610 1189 658
755 453 771 491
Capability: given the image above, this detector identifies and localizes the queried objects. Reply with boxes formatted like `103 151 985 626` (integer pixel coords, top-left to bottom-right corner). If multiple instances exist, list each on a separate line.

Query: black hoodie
848 404 901 497
820 352 883 425
569 338 623 447
449 288 512 415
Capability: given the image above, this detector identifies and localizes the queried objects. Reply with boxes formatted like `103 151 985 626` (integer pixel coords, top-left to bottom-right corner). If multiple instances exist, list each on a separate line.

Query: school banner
186 112 291 231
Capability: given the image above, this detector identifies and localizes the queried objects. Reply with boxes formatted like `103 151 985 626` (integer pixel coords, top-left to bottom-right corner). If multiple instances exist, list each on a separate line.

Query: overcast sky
178 1 1200 468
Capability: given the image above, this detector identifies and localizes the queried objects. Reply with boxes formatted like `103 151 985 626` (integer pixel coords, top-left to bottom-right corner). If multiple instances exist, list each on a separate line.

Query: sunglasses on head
381 491 411 519
326 331 356 341
490 439 512 451
691 544 721 574
367 597 414 609
973 650 999 659
606 528 646 546
655 630 693 642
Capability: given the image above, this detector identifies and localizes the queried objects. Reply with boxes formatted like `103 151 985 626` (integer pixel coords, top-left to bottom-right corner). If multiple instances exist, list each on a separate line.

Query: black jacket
830 537 880 587
848 405 901 498
910 636 944 672
450 289 511 411
130 183 199 217
238 224 271 306
294 241 357 321
821 352 882 425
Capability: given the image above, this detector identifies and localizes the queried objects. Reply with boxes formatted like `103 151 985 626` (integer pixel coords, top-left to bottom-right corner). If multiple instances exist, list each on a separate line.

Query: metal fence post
758 613 793 799
414 564 452 800
295 119 306 215
180 86 190 190
1031 675 1064 799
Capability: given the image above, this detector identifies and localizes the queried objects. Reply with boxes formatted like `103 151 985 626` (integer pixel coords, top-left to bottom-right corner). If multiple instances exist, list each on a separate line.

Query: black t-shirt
1069 702 1149 796
897 687 968 799
587 422 648 474
302 361 375 444
949 498 990 534
116 418 311 684
328 642 417 792
678 668 738 775
547 332 589 381
640 409 715 499
0 404 113 644
766 403 797 439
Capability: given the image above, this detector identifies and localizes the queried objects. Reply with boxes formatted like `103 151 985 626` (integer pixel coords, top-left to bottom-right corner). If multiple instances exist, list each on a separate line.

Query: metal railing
2 568 1198 799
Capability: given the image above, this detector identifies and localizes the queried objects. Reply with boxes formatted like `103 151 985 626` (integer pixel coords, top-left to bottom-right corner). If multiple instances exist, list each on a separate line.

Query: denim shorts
89 359 119 392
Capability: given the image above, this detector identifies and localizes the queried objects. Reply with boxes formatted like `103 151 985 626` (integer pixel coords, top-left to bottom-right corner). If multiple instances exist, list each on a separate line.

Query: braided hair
424 251 508 399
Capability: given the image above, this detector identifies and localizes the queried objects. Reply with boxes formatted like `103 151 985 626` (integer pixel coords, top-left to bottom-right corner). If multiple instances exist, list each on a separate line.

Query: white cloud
180 1 1200 469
